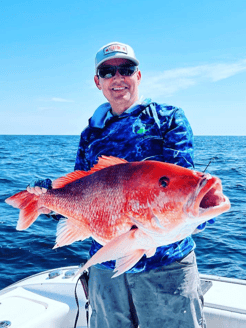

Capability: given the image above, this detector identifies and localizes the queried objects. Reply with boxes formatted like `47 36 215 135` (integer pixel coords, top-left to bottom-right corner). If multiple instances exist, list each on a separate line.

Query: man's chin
113 94 131 102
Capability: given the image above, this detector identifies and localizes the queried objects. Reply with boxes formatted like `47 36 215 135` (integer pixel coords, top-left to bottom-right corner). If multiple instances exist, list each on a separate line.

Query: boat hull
1 266 246 328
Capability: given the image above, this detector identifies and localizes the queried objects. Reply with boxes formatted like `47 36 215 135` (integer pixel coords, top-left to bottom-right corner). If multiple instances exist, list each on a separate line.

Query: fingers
26 185 48 196
26 178 52 195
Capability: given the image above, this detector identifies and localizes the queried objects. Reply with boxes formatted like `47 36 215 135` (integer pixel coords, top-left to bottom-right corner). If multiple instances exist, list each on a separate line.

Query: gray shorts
88 251 206 328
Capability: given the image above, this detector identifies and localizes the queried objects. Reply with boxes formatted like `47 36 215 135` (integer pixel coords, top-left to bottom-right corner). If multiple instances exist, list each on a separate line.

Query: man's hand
26 179 52 196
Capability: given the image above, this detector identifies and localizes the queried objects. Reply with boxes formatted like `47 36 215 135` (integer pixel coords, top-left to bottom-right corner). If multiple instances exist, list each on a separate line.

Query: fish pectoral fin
53 217 90 249
145 247 156 258
73 229 146 280
112 250 146 278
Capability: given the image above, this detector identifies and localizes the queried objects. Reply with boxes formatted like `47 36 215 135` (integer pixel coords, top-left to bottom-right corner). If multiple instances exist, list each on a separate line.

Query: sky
1 0 246 136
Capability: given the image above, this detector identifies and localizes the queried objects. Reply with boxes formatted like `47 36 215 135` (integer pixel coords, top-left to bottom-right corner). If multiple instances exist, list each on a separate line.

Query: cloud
51 97 74 103
139 59 246 97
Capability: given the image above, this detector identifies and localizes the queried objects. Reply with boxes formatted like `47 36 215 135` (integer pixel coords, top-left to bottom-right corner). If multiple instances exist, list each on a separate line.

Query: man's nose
113 69 124 79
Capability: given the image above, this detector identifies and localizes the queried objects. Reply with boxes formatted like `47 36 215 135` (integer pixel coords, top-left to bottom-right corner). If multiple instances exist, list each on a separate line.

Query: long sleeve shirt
74 98 197 272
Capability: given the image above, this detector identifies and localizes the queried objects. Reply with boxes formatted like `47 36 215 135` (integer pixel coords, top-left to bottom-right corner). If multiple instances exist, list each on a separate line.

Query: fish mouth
187 174 230 219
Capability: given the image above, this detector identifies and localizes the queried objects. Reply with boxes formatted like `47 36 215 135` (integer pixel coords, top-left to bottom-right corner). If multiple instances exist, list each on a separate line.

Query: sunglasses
97 65 138 79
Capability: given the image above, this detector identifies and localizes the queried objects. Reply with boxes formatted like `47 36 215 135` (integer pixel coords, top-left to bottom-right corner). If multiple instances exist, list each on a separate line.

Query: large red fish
5 156 230 277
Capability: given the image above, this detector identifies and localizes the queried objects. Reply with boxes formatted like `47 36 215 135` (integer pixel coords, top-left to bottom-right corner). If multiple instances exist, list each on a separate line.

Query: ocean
0 135 245 290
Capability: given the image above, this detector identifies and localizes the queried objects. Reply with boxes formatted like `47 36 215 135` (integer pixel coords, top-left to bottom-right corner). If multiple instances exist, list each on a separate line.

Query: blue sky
1 0 245 135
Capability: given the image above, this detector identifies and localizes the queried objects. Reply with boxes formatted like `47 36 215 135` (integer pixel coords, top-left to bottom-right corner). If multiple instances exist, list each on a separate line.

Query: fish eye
159 176 169 188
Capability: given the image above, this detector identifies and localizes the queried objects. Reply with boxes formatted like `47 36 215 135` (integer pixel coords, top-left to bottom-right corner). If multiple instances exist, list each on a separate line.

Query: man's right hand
26 179 52 196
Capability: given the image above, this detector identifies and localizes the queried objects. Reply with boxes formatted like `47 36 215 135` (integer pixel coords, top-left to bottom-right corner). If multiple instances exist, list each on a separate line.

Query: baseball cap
95 42 139 73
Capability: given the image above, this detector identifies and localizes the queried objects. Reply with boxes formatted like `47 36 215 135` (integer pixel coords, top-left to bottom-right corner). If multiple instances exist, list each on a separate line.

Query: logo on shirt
136 127 147 134
132 119 153 135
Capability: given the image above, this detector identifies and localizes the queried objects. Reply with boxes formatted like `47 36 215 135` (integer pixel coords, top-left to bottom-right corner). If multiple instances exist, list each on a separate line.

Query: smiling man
94 57 141 115
27 42 207 328
74 42 207 328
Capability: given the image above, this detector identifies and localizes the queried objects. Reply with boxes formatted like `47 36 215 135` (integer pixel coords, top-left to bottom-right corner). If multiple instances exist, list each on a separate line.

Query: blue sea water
0 135 245 290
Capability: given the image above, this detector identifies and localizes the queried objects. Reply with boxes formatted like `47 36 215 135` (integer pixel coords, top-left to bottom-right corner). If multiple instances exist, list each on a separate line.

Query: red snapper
5 156 230 277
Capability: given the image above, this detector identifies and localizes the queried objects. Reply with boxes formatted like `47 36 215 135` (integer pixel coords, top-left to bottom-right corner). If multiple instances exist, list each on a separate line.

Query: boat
0 265 246 328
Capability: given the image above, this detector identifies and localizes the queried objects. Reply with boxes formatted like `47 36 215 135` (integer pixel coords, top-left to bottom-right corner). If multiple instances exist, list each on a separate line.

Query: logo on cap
103 44 128 55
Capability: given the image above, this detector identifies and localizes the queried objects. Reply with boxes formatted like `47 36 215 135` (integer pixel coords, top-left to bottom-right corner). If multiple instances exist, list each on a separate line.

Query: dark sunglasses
97 65 138 79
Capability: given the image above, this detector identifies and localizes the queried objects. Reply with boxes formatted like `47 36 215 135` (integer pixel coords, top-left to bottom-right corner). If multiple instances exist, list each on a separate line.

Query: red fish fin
145 247 156 258
112 250 146 278
97 155 128 167
53 217 90 248
52 171 91 189
52 156 128 189
73 229 146 279
5 191 51 230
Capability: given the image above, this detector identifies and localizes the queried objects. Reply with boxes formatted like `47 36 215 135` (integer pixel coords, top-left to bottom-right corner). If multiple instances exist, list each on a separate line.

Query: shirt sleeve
160 107 194 169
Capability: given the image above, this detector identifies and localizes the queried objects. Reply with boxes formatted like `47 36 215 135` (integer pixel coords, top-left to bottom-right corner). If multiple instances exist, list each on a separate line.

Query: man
28 42 207 328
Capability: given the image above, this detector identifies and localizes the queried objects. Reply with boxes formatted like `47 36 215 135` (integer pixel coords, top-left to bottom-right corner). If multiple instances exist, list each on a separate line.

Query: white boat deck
0 266 246 328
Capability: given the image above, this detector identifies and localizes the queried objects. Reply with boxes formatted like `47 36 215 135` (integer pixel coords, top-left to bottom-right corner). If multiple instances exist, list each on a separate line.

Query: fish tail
5 191 50 230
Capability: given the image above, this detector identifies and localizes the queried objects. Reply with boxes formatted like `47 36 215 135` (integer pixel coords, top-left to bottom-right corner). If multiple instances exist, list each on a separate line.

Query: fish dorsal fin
52 170 91 189
52 156 128 189
95 155 128 168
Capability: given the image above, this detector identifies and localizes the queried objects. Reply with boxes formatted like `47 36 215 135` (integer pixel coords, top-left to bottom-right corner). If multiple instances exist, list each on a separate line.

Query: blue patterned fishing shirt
74 98 208 272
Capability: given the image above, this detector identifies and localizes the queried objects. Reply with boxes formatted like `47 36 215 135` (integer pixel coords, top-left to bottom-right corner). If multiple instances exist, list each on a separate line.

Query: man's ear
137 70 141 86
94 75 102 90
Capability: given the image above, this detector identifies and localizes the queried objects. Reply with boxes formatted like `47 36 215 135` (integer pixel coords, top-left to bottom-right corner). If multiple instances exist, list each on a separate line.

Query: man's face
94 58 141 115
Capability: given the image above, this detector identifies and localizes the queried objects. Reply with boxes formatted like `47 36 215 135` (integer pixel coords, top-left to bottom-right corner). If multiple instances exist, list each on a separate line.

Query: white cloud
139 59 246 97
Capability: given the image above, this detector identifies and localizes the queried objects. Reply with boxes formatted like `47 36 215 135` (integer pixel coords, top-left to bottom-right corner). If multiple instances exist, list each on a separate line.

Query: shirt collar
90 96 147 128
